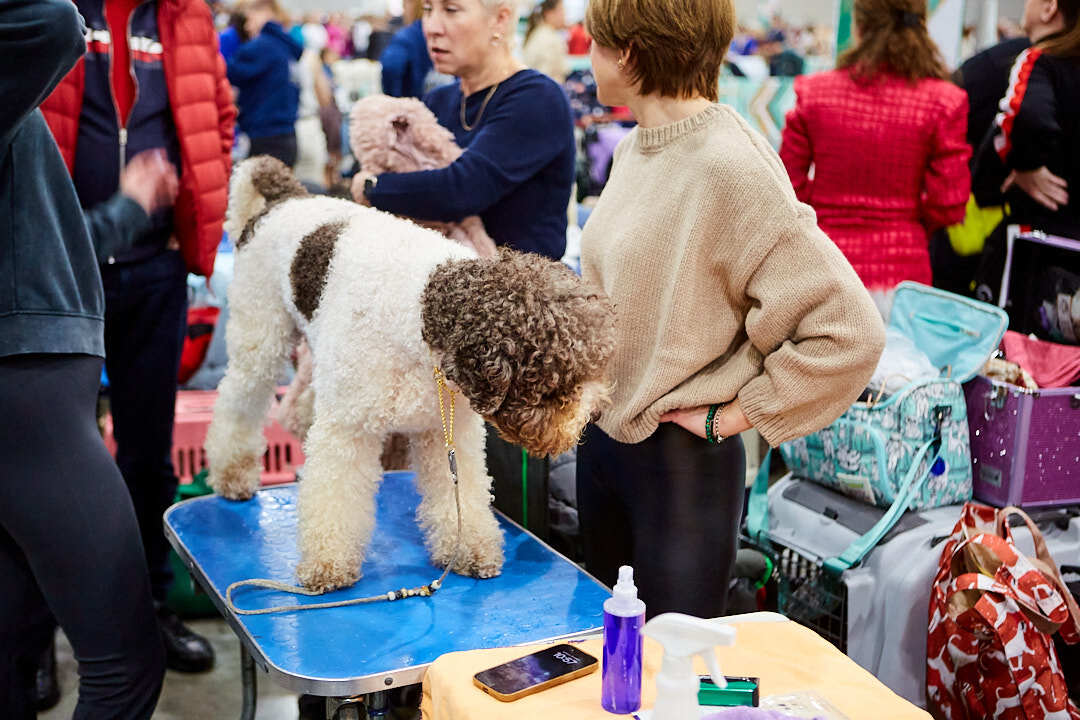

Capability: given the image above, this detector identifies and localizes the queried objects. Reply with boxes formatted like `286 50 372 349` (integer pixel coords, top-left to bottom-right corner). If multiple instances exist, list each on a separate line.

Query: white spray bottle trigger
642 613 736 720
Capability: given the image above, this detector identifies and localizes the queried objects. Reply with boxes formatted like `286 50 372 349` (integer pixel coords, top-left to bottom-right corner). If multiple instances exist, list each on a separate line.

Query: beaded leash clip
224 368 465 615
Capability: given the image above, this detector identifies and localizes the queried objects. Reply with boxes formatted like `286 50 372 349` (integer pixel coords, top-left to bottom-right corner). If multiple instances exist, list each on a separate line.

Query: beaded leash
224 368 464 616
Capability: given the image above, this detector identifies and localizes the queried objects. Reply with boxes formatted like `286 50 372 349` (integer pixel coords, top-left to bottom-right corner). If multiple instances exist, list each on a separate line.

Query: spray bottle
641 613 737 720
602 566 646 713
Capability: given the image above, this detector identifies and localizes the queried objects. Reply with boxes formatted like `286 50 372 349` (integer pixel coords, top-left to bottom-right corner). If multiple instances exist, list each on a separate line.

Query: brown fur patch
250 155 308 203
290 220 347 321
237 204 272 249
420 250 617 456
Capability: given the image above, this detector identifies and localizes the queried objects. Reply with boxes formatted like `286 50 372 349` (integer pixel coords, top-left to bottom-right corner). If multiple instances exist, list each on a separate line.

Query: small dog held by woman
205 157 615 592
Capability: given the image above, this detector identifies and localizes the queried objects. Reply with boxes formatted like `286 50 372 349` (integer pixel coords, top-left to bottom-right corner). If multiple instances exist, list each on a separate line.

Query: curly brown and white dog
205 157 616 592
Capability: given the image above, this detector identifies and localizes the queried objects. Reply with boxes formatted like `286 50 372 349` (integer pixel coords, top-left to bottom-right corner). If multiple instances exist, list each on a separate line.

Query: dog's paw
296 557 360 593
438 545 503 579
208 456 261 500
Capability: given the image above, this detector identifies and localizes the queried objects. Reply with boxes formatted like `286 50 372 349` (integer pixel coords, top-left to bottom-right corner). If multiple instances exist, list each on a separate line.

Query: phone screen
474 644 597 697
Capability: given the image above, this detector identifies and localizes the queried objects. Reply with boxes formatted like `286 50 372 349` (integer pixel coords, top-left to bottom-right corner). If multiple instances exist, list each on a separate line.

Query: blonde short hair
586 0 733 102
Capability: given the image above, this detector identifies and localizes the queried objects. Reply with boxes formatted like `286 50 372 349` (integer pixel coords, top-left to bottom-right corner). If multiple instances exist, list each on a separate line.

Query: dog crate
103 389 303 486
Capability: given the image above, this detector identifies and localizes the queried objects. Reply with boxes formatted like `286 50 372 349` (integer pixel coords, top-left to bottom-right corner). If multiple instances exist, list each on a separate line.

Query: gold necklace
460 82 499 132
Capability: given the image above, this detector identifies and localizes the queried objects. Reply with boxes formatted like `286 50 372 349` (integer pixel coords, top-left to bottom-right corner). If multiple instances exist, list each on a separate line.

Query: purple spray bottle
602 565 646 714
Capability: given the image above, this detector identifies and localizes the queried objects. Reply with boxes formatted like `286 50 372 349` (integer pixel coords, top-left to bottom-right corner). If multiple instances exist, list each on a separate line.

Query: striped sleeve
992 48 1058 170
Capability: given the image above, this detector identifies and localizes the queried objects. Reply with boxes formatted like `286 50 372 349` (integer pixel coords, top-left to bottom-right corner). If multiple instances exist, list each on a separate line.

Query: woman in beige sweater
578 0 886 618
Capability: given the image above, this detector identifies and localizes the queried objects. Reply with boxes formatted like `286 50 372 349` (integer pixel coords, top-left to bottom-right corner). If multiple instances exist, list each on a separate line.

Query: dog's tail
225 155 308 242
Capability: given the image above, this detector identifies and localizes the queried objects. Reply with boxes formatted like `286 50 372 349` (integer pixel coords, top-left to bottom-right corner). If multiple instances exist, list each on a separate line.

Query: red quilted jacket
41 0 235 278
780 70 971 291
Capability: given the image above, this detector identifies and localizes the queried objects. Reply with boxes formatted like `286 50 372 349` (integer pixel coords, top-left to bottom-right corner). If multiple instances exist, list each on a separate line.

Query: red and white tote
927 503 1080 720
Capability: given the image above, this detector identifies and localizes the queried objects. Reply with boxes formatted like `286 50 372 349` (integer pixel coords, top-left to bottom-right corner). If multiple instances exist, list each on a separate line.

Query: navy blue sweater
1 0 105 357
380 20 432 99
227 21 303 139
367 70 574 260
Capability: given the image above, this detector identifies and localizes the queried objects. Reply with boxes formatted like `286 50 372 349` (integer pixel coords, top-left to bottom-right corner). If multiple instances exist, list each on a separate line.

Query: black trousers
0 354 164 719
576 422 745 619
249 132 298 168
102 249 188 602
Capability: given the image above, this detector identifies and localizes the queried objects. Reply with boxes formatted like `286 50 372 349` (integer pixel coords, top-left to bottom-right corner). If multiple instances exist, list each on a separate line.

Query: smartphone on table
473 643 598 702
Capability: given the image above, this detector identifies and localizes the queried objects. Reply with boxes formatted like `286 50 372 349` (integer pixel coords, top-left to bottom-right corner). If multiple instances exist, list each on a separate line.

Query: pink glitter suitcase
965 375 1080 507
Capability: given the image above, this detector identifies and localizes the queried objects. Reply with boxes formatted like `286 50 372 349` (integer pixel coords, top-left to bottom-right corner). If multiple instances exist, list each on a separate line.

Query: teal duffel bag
747 283 1008 575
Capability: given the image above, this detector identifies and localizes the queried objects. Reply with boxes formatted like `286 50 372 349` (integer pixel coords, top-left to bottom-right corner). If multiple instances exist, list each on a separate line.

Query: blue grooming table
163 471 609 718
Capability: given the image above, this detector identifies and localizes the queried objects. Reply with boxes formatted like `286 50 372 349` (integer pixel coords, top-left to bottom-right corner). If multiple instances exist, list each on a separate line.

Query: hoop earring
617 58 625 69
490 32 502 45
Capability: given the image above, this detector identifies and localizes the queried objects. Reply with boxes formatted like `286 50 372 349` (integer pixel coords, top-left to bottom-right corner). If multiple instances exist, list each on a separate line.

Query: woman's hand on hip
1001 167 1069 211
660 399 751 441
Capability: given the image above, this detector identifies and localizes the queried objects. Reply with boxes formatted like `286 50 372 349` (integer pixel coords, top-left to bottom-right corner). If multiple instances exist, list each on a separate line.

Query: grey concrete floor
41 617 300 720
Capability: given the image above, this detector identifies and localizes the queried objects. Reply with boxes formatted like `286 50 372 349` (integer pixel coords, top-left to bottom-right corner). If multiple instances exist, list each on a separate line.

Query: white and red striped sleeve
992 47 1058 170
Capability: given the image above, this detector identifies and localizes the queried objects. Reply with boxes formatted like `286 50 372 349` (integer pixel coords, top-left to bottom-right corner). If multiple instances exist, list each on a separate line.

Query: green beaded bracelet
705 403 720 444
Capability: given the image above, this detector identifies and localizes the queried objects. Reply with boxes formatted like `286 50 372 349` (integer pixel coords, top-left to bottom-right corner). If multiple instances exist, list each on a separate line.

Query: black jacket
0 0 105 358
974 45 1080 237
956 36 1031 159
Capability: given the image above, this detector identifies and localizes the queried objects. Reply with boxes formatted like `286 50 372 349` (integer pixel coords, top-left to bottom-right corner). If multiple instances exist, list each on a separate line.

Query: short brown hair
838 0 948 83
586 0 734 102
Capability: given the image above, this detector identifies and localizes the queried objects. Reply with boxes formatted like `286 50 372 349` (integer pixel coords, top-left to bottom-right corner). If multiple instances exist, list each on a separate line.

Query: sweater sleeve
0 0 85 143
366 81 570 223
993 50 1058 172
736 206 886 447
227 37 274 84
779 78 814 202
379 41 409 97
920 93 971 231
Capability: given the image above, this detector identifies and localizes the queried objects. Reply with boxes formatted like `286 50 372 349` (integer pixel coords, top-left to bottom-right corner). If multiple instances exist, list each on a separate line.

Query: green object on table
698 676 760 707
166 469 219 618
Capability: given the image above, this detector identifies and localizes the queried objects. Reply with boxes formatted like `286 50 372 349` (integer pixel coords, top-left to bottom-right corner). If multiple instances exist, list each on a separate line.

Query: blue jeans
102 249 188 602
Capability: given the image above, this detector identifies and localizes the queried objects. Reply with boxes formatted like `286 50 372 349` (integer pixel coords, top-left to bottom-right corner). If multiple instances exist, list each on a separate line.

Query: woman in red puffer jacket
780 0 970 315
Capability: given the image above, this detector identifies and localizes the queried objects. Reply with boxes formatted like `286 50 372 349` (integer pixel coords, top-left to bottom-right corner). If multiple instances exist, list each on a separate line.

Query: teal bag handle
822 434 940 576
745 448 773 545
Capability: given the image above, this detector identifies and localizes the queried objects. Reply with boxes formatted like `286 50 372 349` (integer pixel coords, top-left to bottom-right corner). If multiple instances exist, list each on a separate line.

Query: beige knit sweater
581 104 886 447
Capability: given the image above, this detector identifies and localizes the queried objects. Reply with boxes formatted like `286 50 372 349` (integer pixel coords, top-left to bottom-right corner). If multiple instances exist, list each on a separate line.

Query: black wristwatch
363 175 378 197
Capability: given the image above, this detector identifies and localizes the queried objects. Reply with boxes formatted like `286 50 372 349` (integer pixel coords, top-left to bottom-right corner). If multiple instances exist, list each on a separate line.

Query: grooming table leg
240 645 257 720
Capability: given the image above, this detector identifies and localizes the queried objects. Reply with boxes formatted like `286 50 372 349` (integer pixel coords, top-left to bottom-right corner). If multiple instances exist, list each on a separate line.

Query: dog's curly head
349 94 462 177
421 250 616 457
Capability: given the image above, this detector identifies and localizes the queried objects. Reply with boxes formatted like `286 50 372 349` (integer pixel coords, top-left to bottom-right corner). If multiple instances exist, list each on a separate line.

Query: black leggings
576 422 745 618
0 354 164 719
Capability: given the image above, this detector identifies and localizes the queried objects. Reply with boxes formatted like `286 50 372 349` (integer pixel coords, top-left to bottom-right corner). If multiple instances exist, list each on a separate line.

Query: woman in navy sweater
360 0 575 261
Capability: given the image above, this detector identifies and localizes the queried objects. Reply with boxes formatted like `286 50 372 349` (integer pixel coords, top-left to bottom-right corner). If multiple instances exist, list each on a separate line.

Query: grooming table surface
164 473 609 696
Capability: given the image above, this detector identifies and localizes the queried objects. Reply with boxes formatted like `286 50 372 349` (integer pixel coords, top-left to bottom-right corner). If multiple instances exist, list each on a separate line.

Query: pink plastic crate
103 389 304 486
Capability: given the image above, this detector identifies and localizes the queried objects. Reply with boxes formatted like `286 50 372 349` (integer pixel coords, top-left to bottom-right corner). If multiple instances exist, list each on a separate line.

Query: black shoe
35 637 60 711
157 604 215 673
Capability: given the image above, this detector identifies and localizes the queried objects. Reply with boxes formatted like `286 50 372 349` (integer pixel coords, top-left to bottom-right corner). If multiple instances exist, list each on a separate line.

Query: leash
225 368 464 616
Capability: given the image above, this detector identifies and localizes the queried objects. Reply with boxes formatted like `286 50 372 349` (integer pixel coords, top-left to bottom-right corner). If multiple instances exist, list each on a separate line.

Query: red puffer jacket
41 0 235 278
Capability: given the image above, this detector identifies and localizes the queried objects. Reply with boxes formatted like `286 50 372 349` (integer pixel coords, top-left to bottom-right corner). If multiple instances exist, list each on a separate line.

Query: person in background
294 22 332 188
219 8 249 62
928 25 1031 295
359 0 575 550
228 0 303 166
762 28 805 76
779 0 970 316
567 20 592 54
975 0 1079 238
1 1 167 717
380 0 434 98
523 0 570 84
38 0 235 693
577 0 884 619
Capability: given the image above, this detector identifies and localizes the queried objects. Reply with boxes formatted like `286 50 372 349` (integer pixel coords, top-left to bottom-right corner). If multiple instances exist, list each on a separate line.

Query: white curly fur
206 163 504 592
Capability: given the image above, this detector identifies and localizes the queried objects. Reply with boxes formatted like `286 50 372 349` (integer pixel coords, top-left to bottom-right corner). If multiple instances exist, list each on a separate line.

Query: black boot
36 636 60 711
156 603 215 673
